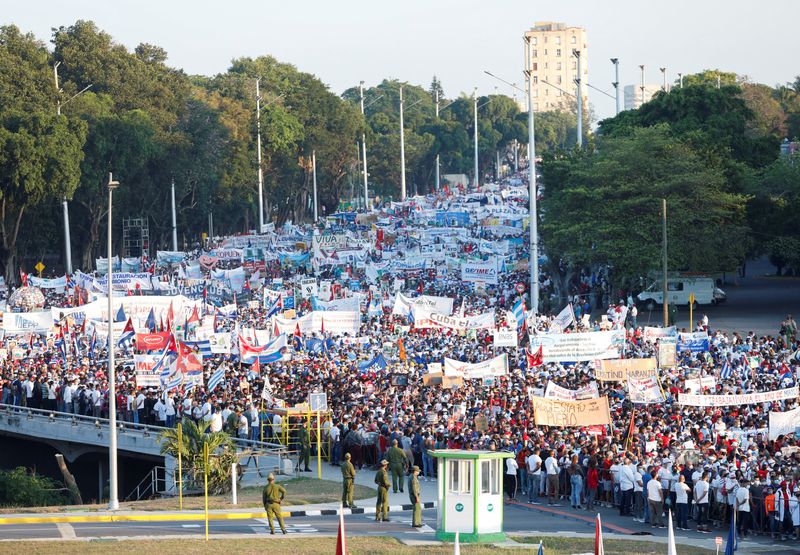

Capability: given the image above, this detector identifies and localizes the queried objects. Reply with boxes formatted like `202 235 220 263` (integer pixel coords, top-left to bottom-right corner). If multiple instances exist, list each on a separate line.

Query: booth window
480 460 500 494
448 460 472 494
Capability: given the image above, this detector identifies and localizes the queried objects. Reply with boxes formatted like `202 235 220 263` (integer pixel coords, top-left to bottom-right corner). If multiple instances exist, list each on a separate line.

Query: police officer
386 439 408 493
341 452 357 508
262 473 287 534
408 465 423 527
298 421 311 472
374 459 391 521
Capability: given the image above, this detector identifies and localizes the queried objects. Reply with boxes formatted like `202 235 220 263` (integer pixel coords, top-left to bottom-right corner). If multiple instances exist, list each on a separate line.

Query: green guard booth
430 449 513 543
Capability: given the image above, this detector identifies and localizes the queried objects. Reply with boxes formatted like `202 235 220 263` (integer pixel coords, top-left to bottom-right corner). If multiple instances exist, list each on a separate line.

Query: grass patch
0 536 714 554
0 477 375 513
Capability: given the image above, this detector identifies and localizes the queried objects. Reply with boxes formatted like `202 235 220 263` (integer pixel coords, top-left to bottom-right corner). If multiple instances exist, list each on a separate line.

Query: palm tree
160 418 239 494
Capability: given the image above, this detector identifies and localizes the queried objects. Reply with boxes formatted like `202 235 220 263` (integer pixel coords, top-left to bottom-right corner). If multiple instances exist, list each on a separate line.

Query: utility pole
107 172 120 511
208 212 214 241
473 88 479 189
312 150 318 222
525 36 540 314
611 58 620 115
399 86 406 201
662 198 669 327
434 89 440 192
573 50 583 148
170 179 178 251
678 73 683 88
513 139 519 173
255 78 264 232
639 65 646 106
359 82 369 208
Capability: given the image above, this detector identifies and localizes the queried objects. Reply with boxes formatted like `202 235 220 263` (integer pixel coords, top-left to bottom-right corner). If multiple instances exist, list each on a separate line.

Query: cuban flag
240 333 286 364
206 366 225 393
265 295 282 319
117 318 136 349
183 339 212 359
152 336 179 381
720 359 732 380
779 362 794 384
166 372 183 392
512 299 526 328
89 329 98 360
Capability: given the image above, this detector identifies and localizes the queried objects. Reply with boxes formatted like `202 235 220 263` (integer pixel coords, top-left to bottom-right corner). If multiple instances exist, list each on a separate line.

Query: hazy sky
8 0 800 120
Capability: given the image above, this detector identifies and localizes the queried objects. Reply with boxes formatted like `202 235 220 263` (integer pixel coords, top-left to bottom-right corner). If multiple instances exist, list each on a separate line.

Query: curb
0 502 437 525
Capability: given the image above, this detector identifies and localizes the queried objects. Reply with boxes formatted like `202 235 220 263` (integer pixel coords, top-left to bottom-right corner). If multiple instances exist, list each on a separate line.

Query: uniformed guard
408 465 422 527
341 452 357 508
385 439 408 493
298 420 311 472
262 473 287 534
374 459 391 521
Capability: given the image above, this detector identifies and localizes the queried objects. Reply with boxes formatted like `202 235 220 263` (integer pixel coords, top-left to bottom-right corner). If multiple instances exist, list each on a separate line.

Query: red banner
135 332 171 351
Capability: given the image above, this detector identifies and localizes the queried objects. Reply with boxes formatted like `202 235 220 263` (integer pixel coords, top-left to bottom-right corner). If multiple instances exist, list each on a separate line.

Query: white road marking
56 522 77 539
181 524 201 528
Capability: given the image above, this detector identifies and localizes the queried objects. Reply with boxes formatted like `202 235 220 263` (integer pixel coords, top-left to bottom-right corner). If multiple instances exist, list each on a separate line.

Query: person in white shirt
544 451 559 505
90 384 102 417
735 478 751 538
693 472 710 532
525 447 543 504
618 457 635 516
135 390 146 424
62 380 74 413
153 397 167 426
165 393 176 427
210 410 223 433
329 423 341 465
647 469 665 528
202 399 213 422
505 455 519 501
674 474 691 530
237 410 249 439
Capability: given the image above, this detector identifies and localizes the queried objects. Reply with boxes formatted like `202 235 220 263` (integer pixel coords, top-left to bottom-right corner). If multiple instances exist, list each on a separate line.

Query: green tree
540 125 749 296
160 418 239 494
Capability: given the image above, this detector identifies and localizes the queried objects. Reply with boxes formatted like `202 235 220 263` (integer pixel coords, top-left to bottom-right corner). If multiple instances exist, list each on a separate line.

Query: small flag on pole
594 513 604 555
335 504 348 555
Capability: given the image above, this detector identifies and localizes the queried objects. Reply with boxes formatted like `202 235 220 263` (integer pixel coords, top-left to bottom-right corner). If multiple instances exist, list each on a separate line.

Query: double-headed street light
106 172 120 511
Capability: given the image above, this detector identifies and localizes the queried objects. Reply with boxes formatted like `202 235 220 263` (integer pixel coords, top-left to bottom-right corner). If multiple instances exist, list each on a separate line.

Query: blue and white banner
677 332 710 353
156 251 187 265
28 275 68 289
461 258 498 285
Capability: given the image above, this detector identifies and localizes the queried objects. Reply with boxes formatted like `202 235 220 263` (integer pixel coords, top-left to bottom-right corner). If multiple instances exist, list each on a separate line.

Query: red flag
20 270 28 286
188 306 200 324
595 513 605 555
336 508 348 555
526 346 543 368
251 356 261 376
320 317 325 334
294 323 302 339
273 319 280 338
167 300 175 327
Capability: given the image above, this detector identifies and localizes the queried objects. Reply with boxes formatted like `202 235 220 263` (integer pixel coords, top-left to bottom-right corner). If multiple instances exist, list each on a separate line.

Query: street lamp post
359 82 369 208
312 150 318 222
170 179 178 251
107 172 120 511
434 89 440 192
639 65 646 106
678 73 684 88
255 78 264 232
573 50 583 148
524 38 540 315
399 87 406 201
611 58 620 115
660 67 667 91
473 88 479 189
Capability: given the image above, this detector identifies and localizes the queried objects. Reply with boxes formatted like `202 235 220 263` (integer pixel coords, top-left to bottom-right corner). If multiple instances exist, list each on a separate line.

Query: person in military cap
408 465 423 527
374 459 391 521
262 473 287 534
298 420 311 472
385 439 408 493
341 452 357 508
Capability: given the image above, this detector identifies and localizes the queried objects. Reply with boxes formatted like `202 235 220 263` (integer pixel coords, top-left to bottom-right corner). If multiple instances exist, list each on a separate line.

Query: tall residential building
623 84 663 110
523 22 588 113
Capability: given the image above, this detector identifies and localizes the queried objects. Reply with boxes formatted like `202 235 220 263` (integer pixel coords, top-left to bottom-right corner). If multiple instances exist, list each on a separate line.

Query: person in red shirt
586 459 600 511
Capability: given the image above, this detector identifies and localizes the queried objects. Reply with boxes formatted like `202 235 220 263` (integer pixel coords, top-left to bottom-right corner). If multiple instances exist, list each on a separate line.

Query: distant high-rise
623 84 662 110
523 22 588 113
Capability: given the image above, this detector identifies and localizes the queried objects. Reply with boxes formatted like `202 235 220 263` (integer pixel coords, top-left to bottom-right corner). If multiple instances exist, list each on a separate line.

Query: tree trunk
55 454 83 505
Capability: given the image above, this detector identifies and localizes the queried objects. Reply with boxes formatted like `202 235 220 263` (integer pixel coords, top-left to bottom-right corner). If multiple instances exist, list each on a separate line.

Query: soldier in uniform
409 465 423 527
341 452 357 508
262 473 287 534
374 459 391 521
386 439 408 493
298 420 311 472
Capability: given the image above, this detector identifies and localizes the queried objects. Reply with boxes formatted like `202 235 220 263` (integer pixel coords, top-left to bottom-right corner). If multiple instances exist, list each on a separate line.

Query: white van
637 277 726 311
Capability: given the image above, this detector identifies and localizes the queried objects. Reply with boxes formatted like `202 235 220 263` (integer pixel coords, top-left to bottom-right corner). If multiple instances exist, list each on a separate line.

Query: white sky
8 0 800 120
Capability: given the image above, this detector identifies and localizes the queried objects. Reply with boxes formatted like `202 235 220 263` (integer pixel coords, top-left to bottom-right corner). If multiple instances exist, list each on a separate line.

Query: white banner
300 278 318 298
769 407 800 440
643 326 677 343
133 355 161 387
444 354 508 379
314 296 360 312
414 311 495 331
628 377 665 404
273 311 360 336
544 381 599 401
391 293 454 316
209 332 233 354
530 330 625 362
27 275 68 289
1 311 53 334
679 386 799 407
493 330 518 348
685 376 716 394
461 258 499 285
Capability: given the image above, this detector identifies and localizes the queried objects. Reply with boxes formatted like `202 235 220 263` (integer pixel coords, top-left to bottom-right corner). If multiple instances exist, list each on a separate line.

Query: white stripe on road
181 524 201 528
56 522 77 539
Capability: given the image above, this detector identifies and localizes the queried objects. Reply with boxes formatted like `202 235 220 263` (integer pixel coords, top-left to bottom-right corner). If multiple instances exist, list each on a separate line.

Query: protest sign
444 354 508 379
685 376 716 394
679 386 798 407
414 311 495 331
769 407 800 440
627 376 665 404
134 355 162 387
595 358 657 381
544 381 599 401
493 329 518 348
530 330 625 363
657 339 678 368
1 311 52 334
531 396 612 427
461 258 499 285
643 326 677 343
677 332 710 353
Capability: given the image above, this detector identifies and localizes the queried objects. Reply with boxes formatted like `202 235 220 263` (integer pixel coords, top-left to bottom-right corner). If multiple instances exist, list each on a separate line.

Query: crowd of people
0 178 798 543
